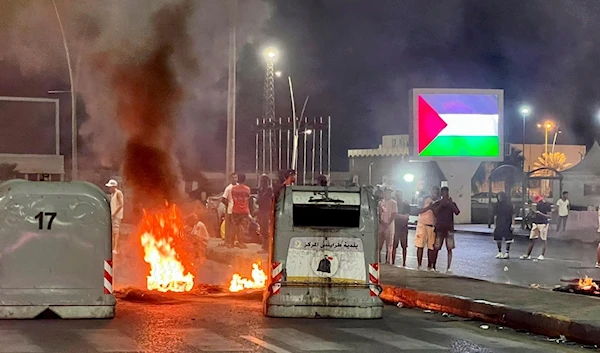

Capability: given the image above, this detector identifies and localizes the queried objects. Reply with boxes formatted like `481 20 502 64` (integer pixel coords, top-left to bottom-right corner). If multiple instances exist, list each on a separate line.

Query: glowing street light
263 47 278 62
537 120 555 154
275 71 282 77
403 173 415 183
518 105 532 171
519 105 532 118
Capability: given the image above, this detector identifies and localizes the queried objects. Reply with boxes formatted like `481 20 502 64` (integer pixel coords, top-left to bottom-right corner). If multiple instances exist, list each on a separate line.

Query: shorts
493 228 514 243
434 231 456 250
529 223 548 241
415 223 435 250
394 228 409 249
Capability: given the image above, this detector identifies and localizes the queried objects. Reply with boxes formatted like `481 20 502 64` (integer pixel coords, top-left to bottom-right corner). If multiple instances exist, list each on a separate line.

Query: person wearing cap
520 194 551 260
106 179 124 254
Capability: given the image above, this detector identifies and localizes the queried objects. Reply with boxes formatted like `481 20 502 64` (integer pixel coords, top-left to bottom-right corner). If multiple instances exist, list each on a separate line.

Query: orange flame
578 276 599 291
139 204 194 292
229 262 267 292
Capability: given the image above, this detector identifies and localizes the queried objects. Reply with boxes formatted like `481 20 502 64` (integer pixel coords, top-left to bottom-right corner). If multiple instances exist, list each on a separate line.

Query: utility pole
225 0 237 185
52 0 77 180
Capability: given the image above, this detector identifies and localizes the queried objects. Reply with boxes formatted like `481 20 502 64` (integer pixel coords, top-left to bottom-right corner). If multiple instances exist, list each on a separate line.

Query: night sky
2 0 600 173
238 0 600 171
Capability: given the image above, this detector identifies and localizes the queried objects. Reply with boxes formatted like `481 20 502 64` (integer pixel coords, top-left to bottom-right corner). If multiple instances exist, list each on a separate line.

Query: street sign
410 89 504 161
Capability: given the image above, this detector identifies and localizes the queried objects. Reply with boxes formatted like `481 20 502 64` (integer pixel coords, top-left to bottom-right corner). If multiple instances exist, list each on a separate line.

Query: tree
470 147 524 195
533 152 572 197
0 163 18 181
533 152 572 175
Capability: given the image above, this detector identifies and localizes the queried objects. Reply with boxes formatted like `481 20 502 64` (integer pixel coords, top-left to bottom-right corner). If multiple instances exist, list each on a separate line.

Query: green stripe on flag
419 136 499 157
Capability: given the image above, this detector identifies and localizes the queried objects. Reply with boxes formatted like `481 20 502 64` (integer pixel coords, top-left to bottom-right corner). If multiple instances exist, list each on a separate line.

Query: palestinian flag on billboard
414 92 502 159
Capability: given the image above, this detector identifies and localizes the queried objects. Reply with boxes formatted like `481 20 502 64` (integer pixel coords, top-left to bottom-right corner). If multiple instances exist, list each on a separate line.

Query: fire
139 204 194 292
578 276 599 291
229 262 267 292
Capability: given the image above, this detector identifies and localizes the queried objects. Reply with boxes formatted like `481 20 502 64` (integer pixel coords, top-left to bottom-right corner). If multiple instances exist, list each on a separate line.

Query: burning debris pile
139 203 194 292
554 276 600 296
229 262 267 293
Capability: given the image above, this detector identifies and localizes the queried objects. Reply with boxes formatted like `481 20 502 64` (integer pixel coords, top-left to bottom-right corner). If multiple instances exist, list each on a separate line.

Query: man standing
393 190 410 267
431 186 460 273
231 173 251 249
378 187 398 264
520 195 551 260
274 169 296 200
222 173 238 248
493 192 514 259
415 185 440 271
556 191 570 233
106 179 124 254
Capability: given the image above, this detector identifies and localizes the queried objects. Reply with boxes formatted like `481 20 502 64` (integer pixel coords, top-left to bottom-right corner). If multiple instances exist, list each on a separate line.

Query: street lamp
403 173 415 183
52 0 77 180
518 104 532 230
275 71 282 77
537 120 554 155
519 105 532 165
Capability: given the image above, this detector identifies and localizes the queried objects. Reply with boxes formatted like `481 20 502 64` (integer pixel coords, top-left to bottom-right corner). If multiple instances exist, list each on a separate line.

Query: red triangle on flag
418 96 448 153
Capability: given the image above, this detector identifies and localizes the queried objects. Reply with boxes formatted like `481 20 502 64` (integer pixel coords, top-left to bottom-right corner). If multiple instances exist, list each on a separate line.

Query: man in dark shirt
521 194 551 260
393 190 411 267
431 186 460 273
494 192 515 259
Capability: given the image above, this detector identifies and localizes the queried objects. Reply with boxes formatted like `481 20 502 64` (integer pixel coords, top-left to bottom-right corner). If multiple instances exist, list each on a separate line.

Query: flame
139 204 194 292
229 262 267 292
578 276 599 291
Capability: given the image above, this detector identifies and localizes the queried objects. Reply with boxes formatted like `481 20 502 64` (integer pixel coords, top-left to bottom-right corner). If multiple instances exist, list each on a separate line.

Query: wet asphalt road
390 231 600 289
0 294 592 353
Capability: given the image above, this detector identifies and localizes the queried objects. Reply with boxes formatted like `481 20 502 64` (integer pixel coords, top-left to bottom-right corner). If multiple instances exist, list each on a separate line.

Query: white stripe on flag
438 114 498 136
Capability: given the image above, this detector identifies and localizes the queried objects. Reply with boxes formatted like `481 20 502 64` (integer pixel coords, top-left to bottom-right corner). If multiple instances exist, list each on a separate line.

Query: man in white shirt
106 179 124 254
221 173 238 248
555 191 570 233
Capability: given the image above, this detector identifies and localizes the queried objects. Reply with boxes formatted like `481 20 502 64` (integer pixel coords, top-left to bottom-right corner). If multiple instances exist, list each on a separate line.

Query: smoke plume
96 1 196 208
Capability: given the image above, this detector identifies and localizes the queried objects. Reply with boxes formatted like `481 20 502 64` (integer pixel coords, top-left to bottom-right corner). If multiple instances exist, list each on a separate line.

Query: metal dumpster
0 180 115 319
264 185 383 318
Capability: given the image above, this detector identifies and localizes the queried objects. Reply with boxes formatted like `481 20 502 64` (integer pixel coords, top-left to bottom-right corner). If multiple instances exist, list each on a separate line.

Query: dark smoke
98 1 198 210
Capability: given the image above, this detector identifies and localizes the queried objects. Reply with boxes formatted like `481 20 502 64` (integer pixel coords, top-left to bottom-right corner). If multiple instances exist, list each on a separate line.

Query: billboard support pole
436 161 480 224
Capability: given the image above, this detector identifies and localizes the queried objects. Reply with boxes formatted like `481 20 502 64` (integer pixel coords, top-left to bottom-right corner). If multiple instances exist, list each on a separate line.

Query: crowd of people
377 185 460 272
219 169 299 251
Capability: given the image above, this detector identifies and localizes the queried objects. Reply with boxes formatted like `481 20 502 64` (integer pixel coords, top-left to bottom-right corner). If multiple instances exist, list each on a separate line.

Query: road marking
241 335 292 353
339 328 448 350
74 329 142 352
258 328 347 351
0 330 43 353
173 328 251 351
427 328 536 348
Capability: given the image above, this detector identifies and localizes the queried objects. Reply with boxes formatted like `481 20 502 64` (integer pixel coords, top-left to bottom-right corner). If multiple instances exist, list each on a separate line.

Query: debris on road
480 325 490 330
396 302 404 308
503 266 509 272
423 310 433 313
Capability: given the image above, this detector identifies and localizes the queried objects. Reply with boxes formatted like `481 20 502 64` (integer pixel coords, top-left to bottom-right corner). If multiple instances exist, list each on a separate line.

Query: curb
380 285 600 346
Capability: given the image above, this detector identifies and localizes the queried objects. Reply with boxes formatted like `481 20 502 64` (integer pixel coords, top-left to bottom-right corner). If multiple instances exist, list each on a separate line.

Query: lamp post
51 0 77 180
518 105 532 230
537 121 554 155
225 0 237 186
519 105 531 168
262 47 277 175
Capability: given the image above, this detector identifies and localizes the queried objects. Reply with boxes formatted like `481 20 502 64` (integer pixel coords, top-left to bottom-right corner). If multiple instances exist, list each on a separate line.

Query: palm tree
471 147 523 195
533 152 572 196
0 163 18 182
533 152 572 175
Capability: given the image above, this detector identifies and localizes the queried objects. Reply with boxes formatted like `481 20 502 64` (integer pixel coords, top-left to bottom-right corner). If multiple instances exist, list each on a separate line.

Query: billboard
410 89 504 161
